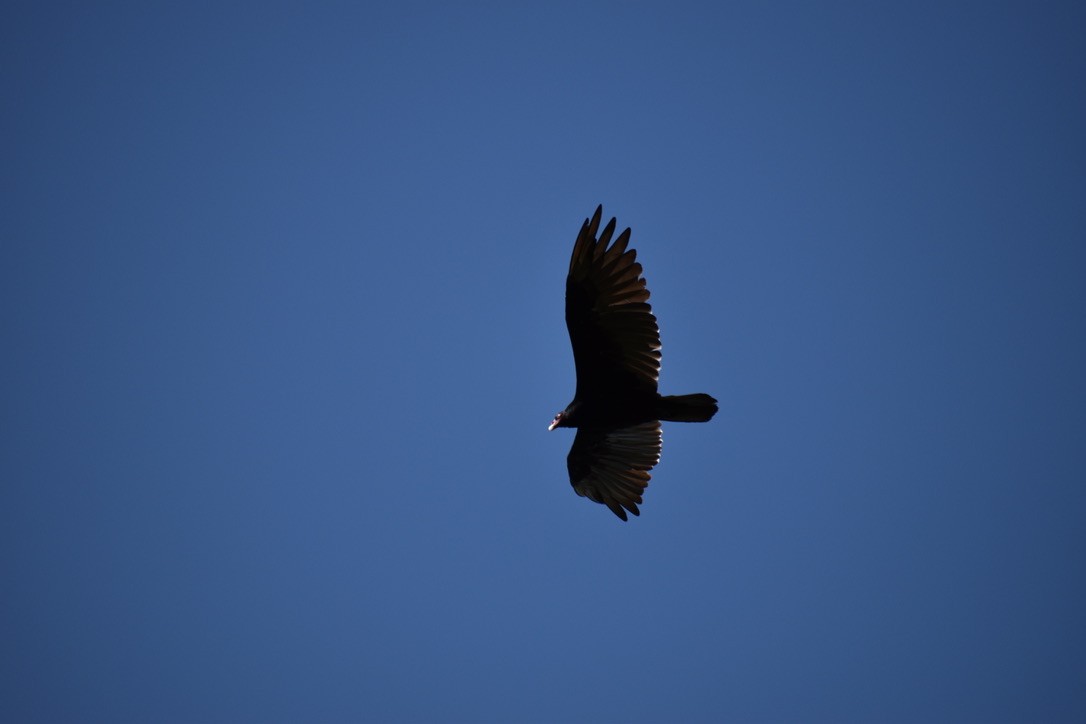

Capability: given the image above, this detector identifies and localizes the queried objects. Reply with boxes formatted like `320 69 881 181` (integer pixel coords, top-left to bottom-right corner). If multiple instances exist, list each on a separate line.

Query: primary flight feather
549 205 718 520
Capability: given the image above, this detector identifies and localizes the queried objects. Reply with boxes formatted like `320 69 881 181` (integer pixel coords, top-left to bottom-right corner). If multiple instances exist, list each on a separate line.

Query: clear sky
3 2 1084 722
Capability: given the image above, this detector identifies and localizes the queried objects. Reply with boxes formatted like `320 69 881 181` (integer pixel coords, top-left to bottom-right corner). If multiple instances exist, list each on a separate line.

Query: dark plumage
549 205 718 520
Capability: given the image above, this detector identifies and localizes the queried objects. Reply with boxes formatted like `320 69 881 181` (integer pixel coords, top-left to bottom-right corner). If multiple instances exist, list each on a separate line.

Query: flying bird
549 205 718 520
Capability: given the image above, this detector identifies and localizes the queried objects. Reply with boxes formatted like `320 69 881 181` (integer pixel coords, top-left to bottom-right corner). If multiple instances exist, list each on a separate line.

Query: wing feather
567 422 663 521
596 217 617 251
565 206 662 397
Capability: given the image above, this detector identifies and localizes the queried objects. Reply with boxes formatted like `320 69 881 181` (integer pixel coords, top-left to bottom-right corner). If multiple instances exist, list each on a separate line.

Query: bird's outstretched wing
567 422 663 521
565 205 661 400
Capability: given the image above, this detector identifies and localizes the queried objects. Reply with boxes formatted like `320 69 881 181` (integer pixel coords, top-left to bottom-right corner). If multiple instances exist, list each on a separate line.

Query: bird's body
550 206 718 520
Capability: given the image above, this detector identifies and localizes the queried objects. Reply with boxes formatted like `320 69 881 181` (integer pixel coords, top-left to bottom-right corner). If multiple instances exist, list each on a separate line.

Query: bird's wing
565 205 661 399
567 422 663 521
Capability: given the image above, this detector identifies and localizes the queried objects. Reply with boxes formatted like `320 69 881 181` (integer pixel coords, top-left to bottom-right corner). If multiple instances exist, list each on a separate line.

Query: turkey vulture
549 205 718 520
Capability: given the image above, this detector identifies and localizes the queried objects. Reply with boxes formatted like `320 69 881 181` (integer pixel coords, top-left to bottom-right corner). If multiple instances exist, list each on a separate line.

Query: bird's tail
656 393 718 423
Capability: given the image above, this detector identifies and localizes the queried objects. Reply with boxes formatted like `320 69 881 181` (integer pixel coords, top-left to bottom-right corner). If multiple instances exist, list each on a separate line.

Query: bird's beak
548 416 560 431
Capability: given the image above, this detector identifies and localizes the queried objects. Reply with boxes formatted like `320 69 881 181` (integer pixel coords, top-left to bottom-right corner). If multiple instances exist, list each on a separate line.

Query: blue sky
3 2 1084 722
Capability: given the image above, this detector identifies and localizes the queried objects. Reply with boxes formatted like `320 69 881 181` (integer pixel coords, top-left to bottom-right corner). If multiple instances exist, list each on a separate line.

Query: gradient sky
3 2 1085 722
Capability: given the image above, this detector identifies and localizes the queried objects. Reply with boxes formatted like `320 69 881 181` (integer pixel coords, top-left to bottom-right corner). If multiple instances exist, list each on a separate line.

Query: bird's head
549 401 580 430
548 411 566 431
